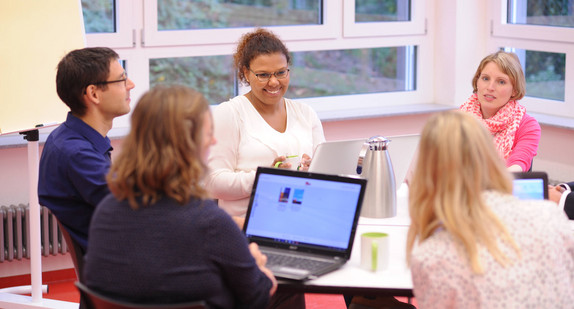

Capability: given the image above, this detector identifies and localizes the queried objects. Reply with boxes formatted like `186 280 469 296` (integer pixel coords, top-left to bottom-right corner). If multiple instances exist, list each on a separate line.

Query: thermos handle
356 141 370 175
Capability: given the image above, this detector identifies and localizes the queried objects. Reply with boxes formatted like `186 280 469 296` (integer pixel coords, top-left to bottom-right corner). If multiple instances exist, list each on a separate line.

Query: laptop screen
512 171 548 200
244 167 366 253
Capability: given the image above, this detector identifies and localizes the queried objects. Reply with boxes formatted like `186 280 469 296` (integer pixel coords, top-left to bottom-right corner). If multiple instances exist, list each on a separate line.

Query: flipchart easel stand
0 128 77 309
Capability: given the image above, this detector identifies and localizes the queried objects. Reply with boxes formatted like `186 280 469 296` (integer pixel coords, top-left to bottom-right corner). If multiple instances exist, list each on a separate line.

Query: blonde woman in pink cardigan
460 51 540 172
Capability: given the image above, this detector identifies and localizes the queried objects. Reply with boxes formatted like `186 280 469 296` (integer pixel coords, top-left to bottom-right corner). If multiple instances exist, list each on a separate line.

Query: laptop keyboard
266 252 334 271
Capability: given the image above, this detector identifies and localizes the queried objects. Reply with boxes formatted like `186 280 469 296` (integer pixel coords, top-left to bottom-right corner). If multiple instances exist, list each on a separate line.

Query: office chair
57 221 86 281
75 282 208 309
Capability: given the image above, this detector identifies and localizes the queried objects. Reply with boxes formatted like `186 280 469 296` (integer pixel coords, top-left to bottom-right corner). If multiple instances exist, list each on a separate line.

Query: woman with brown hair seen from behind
406 110 574 308
84 85 277 308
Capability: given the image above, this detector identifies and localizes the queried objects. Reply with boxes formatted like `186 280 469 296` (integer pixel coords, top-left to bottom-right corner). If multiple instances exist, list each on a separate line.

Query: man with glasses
38 47 135 257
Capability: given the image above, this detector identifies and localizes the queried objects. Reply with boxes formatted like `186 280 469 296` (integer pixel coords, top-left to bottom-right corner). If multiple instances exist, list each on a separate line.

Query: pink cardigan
507 114 540 171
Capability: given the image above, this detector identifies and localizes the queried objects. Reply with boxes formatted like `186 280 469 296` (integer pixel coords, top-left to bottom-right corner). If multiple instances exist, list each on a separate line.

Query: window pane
81 0 116 33
149 47 416 104
157 0 322 30
505 48 565 101
286 46 417 99
355 0 411 23
149 56 235 105
507 0 574 27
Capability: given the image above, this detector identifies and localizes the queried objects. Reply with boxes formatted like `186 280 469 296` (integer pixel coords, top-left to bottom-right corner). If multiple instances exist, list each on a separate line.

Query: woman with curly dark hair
206 28 325 219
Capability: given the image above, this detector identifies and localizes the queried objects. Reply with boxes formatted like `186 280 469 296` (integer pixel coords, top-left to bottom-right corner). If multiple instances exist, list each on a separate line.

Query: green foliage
286 47 407 98
527 0 571 16
355 0 398 14
158 0 231 30
81 0 114 33
149 56 235 104
525 50 565 82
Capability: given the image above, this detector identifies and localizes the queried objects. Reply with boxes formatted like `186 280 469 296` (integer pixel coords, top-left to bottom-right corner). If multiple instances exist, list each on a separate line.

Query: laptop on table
512 171 549 200
243 167 367 281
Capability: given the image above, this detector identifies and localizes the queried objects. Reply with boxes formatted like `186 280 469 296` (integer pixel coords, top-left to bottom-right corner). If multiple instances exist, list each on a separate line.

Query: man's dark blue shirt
38 112 112 251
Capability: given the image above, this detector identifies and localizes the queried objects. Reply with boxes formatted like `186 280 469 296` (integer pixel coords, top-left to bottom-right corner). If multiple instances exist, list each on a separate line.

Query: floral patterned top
410 191 574 309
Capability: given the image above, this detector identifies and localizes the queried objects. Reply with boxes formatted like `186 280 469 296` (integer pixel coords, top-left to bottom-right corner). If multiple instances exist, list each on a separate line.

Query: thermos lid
356 135 391 174
366 135 391 151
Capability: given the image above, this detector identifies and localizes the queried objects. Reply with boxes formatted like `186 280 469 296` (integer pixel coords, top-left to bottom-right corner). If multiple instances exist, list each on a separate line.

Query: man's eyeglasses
93 72 128 87
249 68 290 83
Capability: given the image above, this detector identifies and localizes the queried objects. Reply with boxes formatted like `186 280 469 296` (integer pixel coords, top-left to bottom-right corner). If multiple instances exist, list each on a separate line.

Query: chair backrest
75 282 208 309
57 220 86 281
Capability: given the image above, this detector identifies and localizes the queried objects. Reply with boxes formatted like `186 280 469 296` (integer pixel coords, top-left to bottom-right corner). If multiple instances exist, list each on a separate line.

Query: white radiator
0 204 68 262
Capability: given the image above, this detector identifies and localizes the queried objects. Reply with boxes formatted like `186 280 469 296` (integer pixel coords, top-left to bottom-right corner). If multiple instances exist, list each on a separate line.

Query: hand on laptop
298 153 311 171
549 185 565 204
249 243 277 296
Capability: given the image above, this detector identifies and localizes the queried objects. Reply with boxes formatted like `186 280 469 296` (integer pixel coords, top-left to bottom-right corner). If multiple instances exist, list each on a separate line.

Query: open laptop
512 171 549 200
243 166 367 281
309 134 420 185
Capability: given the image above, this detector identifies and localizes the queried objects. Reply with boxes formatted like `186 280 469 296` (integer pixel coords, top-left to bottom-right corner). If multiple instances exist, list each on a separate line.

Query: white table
278 184 574 295
277 224 413 297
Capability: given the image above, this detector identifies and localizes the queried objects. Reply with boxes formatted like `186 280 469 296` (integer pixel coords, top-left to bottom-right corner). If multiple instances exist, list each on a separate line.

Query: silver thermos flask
356 136 396 218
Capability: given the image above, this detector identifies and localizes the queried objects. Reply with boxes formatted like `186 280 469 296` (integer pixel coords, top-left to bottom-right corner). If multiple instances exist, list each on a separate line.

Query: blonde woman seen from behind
407 110 574 309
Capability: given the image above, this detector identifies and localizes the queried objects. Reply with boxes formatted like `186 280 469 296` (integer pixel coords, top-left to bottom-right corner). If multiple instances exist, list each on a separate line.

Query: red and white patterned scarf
460 93 525 159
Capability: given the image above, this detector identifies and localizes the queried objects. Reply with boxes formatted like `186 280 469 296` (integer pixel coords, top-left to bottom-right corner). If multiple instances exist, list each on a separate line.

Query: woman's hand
298 153 312 171
248 243 277 295
248 243 267 267
548 185 565 205
271 155 292 169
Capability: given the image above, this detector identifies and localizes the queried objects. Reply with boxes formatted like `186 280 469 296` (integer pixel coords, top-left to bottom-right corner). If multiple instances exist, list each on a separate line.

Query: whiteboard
0 0 86 134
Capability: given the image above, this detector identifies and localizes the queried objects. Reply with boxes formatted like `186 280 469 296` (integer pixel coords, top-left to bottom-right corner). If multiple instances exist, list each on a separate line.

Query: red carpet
0 269 415 308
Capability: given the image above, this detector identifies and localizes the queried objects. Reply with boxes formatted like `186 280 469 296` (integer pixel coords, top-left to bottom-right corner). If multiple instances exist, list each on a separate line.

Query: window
504 48 565 101
344 0 425 37
143 0 336 46
355 0 411 23
84 1 430 128
492 0 574 42
149 55 235 105
507 0 574 27
157 0 322 30
491 0 574 117
149 46 417 105
82 0 115 33
83 0 134 48
287 47 417 99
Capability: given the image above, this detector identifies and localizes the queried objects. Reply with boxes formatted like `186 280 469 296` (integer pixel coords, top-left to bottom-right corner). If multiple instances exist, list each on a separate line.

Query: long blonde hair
406 110 520 274
107 85 210 209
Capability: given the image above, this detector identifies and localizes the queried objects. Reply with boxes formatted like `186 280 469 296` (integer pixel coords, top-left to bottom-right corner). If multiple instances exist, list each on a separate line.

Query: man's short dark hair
56 47 119 116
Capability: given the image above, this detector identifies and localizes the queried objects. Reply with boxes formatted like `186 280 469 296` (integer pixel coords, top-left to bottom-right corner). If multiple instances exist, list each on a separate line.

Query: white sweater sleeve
205 103 255 206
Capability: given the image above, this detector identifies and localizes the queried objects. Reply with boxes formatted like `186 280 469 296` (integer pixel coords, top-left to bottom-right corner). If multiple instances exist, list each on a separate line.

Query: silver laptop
243 167 367 281
309 134 420 185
